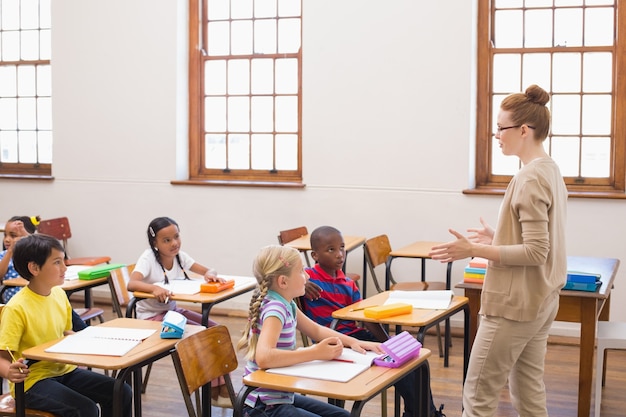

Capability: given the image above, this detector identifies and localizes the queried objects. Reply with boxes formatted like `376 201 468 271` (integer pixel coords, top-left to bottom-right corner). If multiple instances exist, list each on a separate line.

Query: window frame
470 0 626 198
187 0 303 186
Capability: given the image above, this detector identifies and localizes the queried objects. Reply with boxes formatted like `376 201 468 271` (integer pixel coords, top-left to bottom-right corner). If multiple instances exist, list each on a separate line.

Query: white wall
1 0 624 336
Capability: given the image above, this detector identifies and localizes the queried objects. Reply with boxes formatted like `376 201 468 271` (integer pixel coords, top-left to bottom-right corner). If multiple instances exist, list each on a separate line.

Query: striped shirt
244 290 298 408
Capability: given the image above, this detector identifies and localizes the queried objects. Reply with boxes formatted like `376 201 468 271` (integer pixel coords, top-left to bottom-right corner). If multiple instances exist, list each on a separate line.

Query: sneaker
432 404 446 417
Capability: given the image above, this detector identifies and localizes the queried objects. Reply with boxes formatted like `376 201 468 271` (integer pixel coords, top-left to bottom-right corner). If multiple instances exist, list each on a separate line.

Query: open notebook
45 326 156 356
384 290 454 310
266 348 380 382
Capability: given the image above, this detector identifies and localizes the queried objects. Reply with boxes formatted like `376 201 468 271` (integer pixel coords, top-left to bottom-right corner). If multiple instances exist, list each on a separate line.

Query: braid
175 254 190 279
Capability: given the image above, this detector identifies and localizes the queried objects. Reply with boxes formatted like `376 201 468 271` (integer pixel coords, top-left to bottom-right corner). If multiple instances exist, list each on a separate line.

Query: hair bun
525 84 550 106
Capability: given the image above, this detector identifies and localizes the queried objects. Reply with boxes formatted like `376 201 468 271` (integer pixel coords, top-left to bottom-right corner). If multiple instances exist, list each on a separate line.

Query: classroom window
474 0 626 197
0 0 52 178
188 0 303 185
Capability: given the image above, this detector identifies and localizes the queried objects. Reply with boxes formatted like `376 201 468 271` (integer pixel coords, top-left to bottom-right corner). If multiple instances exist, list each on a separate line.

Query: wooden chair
364 234 444 357
277 226 311 266
37 217 111 266
172 325 238 417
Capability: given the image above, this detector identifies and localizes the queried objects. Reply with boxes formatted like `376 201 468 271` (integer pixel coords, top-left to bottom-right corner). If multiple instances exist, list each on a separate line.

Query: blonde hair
237 245 302 361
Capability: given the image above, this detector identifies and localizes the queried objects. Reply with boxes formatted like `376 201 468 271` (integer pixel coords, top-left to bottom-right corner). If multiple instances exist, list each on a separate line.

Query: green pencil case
78 263 126 280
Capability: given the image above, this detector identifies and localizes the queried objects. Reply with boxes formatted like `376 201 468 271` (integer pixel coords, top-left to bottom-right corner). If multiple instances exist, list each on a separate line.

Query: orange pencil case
200 280 235 293
363 303 413 319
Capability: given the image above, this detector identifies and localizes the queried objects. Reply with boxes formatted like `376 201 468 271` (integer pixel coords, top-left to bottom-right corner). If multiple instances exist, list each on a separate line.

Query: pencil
349 305 379 312
6 346 23 373
332 358 355 363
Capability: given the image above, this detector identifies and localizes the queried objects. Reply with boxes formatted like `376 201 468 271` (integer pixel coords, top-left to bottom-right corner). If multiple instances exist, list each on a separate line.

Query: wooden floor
81 301 626 417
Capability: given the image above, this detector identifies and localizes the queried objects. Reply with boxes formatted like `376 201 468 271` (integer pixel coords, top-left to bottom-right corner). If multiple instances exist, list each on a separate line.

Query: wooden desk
132 275 257 326
386 241 453 290
2 276 109 308
331 291 470 380
18 318 204 417
455 256 620 417
235 348 432 417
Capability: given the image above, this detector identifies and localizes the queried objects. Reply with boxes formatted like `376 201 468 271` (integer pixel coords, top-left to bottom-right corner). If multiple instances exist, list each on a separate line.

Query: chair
277 226 311 266
74 307 104 325
37 217 111 266
364 234 444 358
172 325 238 417
108 264 151 392
594 321 626 417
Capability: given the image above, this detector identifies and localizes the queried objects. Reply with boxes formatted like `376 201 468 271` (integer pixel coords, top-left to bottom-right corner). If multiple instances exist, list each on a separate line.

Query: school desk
17 317 204 417
455 255 620 417
2 275 109 308
131 275 257 326
385 241 453 290
331 291 470 380
234 348 432 417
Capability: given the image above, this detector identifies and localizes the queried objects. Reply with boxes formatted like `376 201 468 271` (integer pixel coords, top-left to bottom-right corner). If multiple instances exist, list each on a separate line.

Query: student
127 216 231 407
0 215 88 332
237 245 381 417
429 85 567 417
0 234 132 417
301 225 445 417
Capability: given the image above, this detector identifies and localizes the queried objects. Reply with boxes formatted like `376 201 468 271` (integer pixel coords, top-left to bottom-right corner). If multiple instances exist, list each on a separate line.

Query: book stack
564 271 602 292
464 257 487 284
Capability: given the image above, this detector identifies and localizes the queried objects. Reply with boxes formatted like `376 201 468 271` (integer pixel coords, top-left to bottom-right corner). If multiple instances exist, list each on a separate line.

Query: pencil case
363 303 412 319
373 331 422 368
161 310 187 339
200 279 235 293
78 263 126 280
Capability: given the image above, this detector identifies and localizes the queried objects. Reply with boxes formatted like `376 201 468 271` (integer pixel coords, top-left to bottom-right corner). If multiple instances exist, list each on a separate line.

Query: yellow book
363 303 413 319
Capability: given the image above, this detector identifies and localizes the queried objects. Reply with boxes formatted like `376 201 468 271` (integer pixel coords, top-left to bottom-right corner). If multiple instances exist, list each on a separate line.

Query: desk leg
462 288 481 350
15 382 25 417
578 299 597 417
202 304 213 328
414 360 430 417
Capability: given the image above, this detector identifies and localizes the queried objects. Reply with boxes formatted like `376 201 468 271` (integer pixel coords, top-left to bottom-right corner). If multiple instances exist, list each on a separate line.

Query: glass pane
21 30 39 60
228 59 250 95
275 96 297 132
493 54 521 93
275 134 297 170
581 137 610 177
205 60 227 95
2 31 20 61
40 0 51 28
21 0 39 29
37 65 51 96
37 97 51 129
0 98 17 129
494 10 523 48
522 54 550 90
231 0 253 19
255 0 277 18
205 134 227 169
585 8 614 47
228 134 250 169
18 65 36 96
251 96 273 132
581 94 611 135
583 53 612 92
204 97 226 131
228 97 250 131
278 0 301 17
231 20 253 55
554 8 582 47
18 130 37 163
552 53 581 92
275 58 297 94
251 133 273 169
495 0 523 7
208 22 230 56
1 0 20 30
551 94 580 135
555 0 584 5
0 131 18 162
18 97 36 130
251 59 273 94
526 0 552 6
491 138 520 175
38 130 52 163
208 0 229 20
584 0 615 5
525 9 552 48
491 94 507 132
254 19 277 54
0 66 17 96
277 18 300 53
551 136 580 176
40 29 51 59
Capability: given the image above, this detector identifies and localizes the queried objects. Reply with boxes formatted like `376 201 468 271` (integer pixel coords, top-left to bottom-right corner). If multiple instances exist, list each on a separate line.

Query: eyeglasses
496 125 536 133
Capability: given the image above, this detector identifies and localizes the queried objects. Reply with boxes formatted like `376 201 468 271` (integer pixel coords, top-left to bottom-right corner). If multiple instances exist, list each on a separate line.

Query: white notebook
266 348 380 382
385 290 454 310
45 326 156 356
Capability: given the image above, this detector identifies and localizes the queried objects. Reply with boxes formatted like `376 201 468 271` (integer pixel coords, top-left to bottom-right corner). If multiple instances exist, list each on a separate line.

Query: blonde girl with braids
128 216 232 407
237 245 381 417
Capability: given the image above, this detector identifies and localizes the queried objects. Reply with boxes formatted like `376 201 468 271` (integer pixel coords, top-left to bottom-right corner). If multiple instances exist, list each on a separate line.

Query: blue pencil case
373 331 422 368
160 310 187 339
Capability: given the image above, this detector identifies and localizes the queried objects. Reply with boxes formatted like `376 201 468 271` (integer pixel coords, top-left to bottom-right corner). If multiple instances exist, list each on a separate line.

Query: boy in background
301 225 445 417
0 234 132 417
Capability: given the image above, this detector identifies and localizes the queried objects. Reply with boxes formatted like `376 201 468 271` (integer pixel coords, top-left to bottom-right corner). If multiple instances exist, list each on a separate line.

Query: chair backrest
108 264 136 318
277 226 308 245
37 217 72 248
364 235 392 293
172 326 238 417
